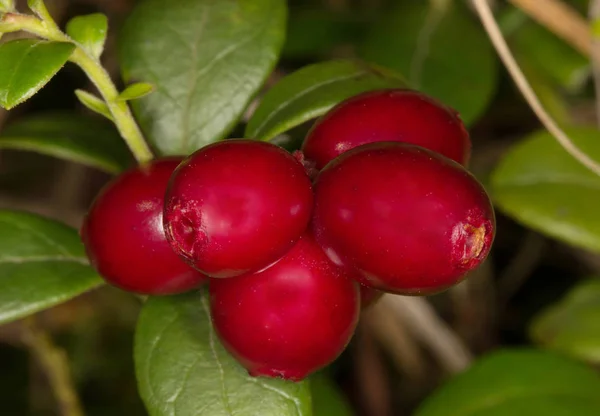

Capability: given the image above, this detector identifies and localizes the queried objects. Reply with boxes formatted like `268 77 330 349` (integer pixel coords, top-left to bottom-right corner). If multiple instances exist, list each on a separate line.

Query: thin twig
354 322 393 416
498 232 546 303
380 294 473 374
472 0 600 177
21 317 84 416
508 0 591 57
365 302 427 380
0 11 154 163
449 260 498 352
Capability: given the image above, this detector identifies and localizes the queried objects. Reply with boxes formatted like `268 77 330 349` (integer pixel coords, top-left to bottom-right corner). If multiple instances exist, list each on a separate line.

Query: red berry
81 158 207 295
209 233 360 381
312 142 495 295
302 89 471 170
163 140 313 278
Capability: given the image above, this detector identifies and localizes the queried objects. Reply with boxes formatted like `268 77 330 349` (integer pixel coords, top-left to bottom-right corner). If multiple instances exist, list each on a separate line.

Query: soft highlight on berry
302 88 471 170
209 233 360 381
81 157 208 295
163 139 314 278
311 142 495 295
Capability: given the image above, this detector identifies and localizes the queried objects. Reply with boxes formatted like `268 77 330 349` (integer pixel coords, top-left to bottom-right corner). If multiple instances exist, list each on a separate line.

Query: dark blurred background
1 0 598 415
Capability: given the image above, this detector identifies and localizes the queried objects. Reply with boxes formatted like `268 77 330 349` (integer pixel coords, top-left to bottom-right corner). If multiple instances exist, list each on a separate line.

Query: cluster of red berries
81 89 495 381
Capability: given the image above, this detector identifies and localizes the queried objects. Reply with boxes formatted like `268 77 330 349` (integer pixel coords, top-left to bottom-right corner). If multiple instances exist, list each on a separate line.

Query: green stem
69 48 154 163
0 12 154 164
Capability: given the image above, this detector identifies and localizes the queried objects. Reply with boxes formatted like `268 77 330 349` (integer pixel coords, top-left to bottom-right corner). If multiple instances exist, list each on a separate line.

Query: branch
508 0 591 57
365 302 427 380
0 11 153 164
353 322 393 416
379 294 473 374
472 0 600 177
498 231 545 303
21 318 84 416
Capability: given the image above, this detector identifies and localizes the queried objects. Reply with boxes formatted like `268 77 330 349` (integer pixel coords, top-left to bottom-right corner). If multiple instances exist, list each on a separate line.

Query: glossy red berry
312 142 495 295
302 89 471 170
163 139 314 278
81 158 207 295
209 233 360 381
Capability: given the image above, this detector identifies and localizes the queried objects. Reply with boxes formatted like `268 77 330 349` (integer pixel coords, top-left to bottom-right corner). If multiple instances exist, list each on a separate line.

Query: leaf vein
186 71 254 139
0 216 73 256
183 6 273 150
145 313 180 410
0 255 88 265
247 377 304 416
169 355 200 405
3 41 39 105
200 294 234 416
181 6 210 152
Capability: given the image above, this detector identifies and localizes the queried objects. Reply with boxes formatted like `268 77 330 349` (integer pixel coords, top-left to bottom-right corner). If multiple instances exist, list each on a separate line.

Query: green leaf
0 0 15 12
135 290 312 416
75 89 113 121
117 82 155 102
0 210 103 325
359 0 497 125
501 7 589 92
415 349 600 416
516 56 570 125
283 10 361 59
119 0 287 156
311 373 352 416
0 39 75 109
0 112 132 174
66 13 108 59
531 279 600 364
245 60 407 141
490 127 600 253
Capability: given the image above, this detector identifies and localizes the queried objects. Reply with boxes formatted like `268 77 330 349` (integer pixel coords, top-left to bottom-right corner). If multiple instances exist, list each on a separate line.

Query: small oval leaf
66 13 108 59
0 39 75 109
0 112 132 173
415 349 600 416
245 60 407 141
490 127 600 253
359 0 497 125
531 278 600 363
118 0 287 156
118 82 155 102
135 290 312 416
0 210 104 325
75 89 113 121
